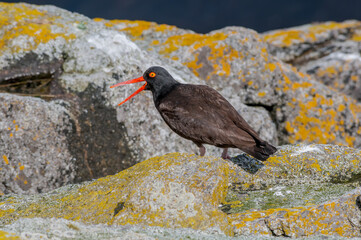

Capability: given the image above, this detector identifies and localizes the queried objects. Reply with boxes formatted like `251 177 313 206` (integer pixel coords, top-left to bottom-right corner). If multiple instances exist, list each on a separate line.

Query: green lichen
222 182 357 214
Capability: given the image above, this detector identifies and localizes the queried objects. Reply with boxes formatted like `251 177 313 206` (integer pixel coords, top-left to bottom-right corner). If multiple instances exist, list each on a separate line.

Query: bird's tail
251 141 277 161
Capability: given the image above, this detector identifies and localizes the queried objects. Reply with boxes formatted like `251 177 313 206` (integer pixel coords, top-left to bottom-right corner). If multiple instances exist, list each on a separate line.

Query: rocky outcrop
1 145 361 238
0 3 360 195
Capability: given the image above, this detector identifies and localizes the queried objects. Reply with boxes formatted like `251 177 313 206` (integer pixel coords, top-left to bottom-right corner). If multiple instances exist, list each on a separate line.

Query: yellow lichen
0 231 20 239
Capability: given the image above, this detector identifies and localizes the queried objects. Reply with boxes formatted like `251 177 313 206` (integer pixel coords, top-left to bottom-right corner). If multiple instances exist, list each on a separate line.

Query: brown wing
156 84 263 148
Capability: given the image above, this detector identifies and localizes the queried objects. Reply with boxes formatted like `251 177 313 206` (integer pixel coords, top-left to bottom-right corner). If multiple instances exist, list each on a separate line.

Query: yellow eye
149 72 156 78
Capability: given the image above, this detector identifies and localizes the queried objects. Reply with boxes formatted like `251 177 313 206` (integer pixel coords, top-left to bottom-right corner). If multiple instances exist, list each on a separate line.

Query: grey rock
0 93 75 194
0 218 275 240
300 51 361 103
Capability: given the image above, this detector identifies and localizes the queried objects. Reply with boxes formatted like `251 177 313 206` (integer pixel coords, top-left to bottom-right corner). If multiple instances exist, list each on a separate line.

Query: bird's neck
153 82 180 107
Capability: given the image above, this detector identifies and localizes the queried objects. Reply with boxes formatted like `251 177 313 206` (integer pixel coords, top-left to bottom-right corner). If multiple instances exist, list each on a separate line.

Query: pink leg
199 145 206 156
221 148 231 159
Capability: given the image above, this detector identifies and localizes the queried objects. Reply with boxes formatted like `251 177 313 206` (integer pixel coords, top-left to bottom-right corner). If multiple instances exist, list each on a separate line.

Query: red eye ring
149 72 156 78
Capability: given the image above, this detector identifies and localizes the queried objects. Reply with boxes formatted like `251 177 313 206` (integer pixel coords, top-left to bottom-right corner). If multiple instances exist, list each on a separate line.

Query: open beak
110 76 147 106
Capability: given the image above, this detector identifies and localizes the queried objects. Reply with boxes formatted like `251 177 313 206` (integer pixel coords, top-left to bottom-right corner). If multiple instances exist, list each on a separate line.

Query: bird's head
110 66 178 106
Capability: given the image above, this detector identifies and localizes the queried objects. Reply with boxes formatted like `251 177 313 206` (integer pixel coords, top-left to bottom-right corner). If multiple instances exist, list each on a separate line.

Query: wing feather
156 84 259 147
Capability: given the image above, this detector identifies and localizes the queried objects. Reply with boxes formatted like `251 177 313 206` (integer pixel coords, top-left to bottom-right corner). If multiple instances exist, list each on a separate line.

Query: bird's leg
221 148 231 159
199 145 206 156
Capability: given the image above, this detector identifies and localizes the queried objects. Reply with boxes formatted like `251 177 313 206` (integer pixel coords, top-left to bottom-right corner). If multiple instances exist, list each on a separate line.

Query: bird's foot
199 145 206 156
221 148 231 159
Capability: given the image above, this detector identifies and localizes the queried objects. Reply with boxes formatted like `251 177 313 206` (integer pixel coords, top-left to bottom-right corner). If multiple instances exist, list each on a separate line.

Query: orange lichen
316 66 339 79
350 75 358 82
265 62 277 72
2 155 9 165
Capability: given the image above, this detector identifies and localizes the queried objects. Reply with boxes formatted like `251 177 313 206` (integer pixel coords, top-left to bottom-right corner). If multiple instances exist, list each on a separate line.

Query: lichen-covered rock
263 21 361 63
0 93 75 194
223 144 361 217
1 145 361 238
232 144 361 190
229 188 361 237
300 52 361 103
263 21 361 103
0 153 234 235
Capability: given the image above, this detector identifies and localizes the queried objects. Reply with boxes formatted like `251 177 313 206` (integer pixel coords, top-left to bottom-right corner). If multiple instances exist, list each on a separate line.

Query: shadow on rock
229 153 264 174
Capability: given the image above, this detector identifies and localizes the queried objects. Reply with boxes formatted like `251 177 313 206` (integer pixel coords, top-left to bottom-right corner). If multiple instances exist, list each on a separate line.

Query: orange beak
110 76 147 106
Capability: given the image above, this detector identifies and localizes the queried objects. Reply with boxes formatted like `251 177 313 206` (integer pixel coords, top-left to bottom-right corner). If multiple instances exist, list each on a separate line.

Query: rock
230 144 361 190
300 52 361 103
230 188 361 237
263 21 361 103
0 218 246 240
0 153 234 235
0 93 76 194
262 21 361 64
1 145 361 238
238 105 278 144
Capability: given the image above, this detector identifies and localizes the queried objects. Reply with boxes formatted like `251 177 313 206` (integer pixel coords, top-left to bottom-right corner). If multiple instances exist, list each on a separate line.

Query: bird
110 66 277 161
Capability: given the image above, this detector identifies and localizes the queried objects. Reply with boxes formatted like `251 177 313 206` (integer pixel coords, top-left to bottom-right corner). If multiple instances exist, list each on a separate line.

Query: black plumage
111 66 277 161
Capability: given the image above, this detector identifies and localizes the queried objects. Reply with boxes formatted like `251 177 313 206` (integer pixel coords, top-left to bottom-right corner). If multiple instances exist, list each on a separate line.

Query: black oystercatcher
111 66 277 161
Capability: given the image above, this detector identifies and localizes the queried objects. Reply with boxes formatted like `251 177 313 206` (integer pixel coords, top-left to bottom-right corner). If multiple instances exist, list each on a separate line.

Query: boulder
1 145 361 238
